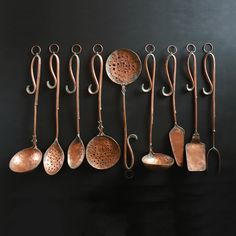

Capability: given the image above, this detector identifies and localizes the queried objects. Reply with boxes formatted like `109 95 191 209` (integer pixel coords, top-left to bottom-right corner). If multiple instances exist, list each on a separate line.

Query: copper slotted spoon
86 44 121 170
185 43 206 171
9 45 42 173
141 44 174 169
65 44 85 169
43 44 65 175
162 45 185 167
106 48 142 178
202 43 221 174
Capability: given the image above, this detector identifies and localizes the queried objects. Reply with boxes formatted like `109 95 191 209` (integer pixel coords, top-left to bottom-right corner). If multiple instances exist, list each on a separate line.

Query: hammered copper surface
142 152 175 169
67 136 85 169
43 141 65 175
106 49 142 85
86 135 120 170
169 125 185 167
186 142 206 171
9 147 42 173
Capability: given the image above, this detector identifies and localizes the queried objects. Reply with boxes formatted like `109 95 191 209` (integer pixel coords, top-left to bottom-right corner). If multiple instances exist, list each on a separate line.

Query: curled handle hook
66 54 78 94
202 52 214 95
186 52 195 91
88 53 102 94
125 134 138 170
142 44 156 93
47 53 59 89
142 53 155 92
162 53 175 96
26 55 39 94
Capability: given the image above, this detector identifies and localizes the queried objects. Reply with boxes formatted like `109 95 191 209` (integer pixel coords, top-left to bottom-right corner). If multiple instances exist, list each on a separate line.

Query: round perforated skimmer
86 135 121 170
106 48 142 85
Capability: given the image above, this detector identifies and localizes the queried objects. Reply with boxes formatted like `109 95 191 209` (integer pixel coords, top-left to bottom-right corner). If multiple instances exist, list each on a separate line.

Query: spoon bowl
142 152 174 170
67 135 85 169
9 147 42 173
43 140 64 175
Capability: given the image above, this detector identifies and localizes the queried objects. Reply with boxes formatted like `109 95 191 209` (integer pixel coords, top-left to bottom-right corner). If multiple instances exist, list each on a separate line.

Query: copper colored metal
162 45 185 167
106 48 142 177
86 44 121 170
185 44 206 171
65 44 85 169
9 46 42 173
141 44 174 169
43 44 65 175
202 43 221 174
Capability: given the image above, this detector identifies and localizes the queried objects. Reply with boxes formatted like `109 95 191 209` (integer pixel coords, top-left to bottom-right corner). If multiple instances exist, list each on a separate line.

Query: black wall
0 0 235 235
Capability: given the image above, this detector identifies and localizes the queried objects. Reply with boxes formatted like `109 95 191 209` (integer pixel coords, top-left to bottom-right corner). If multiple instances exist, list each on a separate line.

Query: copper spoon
9 45 42 173
65 44 85 169
162 45 185 167
141 44 174 169
202 43 221 174
86 44 121 170
185 43 206 171
43 44 65 175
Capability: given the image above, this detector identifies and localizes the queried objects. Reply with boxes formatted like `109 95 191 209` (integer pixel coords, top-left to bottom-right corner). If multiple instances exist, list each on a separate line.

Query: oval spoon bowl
9 147 42 173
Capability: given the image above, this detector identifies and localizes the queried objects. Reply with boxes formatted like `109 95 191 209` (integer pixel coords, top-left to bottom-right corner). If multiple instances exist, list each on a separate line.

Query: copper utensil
185 43 206 171
43 44 65 175
202 43 221 174
86 44 121 170
162 45 185 167
106 48 142 178
65 44 85 169
9 45 42 173
141 44 174 169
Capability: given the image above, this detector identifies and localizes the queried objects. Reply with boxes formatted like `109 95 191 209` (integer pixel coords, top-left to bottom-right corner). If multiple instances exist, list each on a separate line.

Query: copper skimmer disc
86 135 121 170
106 48 142 85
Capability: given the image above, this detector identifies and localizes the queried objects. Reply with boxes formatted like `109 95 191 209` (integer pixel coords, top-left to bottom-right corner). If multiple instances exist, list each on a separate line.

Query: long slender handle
27 46 41 147
142 49 156 152
66 50 81 135
186 48 198 134
90 44 104 135
122 85 138 171
48 51 60 140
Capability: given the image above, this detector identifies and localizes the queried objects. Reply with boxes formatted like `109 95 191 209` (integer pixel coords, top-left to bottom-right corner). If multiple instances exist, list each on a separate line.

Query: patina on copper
162 45 185 167
9 45 42 173
43 44 65 175
65 44 85 169
202 43 221 174
185 43 206 171
86 44 121 170
106 48 142 178
141 44 174 169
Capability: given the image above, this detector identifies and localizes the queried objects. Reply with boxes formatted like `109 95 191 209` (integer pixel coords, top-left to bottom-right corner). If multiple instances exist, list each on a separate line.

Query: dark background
0 0 235 235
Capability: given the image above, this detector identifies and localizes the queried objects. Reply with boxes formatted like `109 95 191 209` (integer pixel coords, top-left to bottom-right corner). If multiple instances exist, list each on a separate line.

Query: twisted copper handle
27 45 41 146
186 44 198 135
142 44 156 152
47 44 60 140
66 44 82 135
162 45 177 124
89 44 104 135
202 43 221 174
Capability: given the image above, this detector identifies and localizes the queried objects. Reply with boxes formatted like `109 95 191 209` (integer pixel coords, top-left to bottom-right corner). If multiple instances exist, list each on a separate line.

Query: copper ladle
106 48 142 178
202 43 221 174
185 43 206 171
9 45 42 173
65 44 85 169
162 45 185 167
141 44 174 169
43 44 65 175
86 44 121 170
